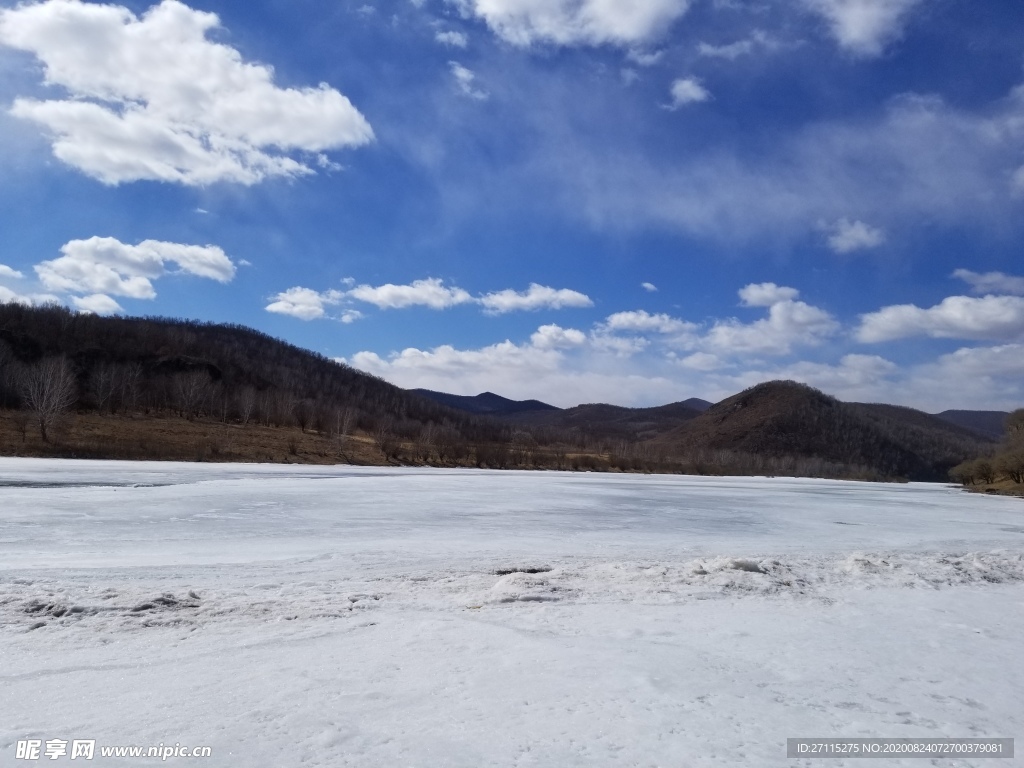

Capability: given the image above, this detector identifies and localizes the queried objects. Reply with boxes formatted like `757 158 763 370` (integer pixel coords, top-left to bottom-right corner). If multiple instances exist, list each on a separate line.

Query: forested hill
0 303 503 442
650 381 992 481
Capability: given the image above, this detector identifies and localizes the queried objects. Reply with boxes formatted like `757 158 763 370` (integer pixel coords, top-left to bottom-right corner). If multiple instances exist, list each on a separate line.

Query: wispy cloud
953 268 1024 296
435 30 468 48
449 61 488 100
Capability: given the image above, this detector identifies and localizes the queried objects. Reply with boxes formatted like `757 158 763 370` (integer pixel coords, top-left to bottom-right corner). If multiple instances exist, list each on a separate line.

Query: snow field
1 459 1022 766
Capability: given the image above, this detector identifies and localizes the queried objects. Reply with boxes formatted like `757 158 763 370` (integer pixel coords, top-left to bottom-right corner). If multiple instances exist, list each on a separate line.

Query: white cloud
265 287 344 320
678 351 722 371
340 309 364 324
35 236 235 300
594 287 834 358
931 343 1024 379
71 293 123 314
449 61 488 100
435 30 468 47
626 49 664 66
886 344 1024 412
479 283 593 314
530 323 587 349
705 295 839 355
803 0 923 57
0 0 373 185
826 217 885 253
0 264 24 279
697 39 752 59
738 282 800 307
0 284 61 307
667 77 710 109
953 268 1024 296
271 278 595 318
641 282 657 292
348 278 474 310
602 309 692 335
451 0 692 48
857 294 1024 343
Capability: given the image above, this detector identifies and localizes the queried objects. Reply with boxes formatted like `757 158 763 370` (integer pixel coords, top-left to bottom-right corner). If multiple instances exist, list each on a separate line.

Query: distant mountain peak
412 389 559 416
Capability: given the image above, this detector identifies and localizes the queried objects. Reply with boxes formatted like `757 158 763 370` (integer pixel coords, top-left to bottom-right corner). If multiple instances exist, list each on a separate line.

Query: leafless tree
115 362 143 414
373 416 400 461
173 370 210 420
21 356 77 442
238 386 257 425
89 363 118 414
293 398 314 433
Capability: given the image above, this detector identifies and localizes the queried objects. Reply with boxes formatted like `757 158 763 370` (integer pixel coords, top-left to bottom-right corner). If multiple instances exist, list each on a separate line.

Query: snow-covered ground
1 458 1021 766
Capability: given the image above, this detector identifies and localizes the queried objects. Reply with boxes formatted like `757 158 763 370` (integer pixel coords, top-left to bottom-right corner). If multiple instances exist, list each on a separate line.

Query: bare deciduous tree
21 356 77 442
89 363 117 414
173 371 211 420
238 386 257 425
373 416 400 461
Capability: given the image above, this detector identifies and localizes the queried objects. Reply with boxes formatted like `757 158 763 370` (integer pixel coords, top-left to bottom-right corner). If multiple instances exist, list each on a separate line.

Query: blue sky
1 0 1023 410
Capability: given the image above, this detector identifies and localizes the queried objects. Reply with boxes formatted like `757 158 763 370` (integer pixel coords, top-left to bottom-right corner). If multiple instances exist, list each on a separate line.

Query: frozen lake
1 459 1022 766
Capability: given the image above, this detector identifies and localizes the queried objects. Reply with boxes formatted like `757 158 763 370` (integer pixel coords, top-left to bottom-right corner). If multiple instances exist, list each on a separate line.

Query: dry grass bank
0 410 386 466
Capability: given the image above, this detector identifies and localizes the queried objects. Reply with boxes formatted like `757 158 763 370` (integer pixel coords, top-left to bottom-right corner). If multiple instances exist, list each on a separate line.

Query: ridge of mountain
410 389 559 416
648 380 991 481
933 409 1009 441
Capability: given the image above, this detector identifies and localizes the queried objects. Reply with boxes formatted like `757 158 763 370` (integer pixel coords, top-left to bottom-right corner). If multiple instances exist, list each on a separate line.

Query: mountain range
0 304 1008 481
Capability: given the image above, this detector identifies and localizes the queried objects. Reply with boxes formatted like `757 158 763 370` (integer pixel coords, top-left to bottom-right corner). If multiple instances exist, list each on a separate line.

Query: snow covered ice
1 458 1022 766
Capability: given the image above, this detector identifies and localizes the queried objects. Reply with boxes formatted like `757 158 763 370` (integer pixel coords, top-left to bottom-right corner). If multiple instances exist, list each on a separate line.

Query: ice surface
1 458 1021 766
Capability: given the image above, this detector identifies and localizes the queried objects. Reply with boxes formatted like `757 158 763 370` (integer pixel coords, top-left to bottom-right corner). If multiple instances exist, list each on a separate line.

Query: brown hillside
506 401 704 442
650 380 991 481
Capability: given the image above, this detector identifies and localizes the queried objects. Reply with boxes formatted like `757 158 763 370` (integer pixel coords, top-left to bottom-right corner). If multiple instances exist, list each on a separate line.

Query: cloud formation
269 278 595 318
265 287 344 320
348 278 475 310
435 30 468 47
71 293 124 314
449 61 488 100
857 295 1024 343
552 90 1024 244
0 0 373 185
738 282 800 308
953 268 1024 296
704 299 839 355
602 309 693 335
0 284 60 308
451 0 692 48
34 237 235 311
803 0 923 57
826 218 885 253
667 77 710 109
479 283 593 314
